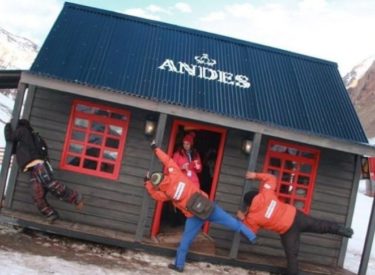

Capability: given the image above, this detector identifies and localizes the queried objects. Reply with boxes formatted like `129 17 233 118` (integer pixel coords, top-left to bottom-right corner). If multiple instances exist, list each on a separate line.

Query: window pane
67 155 80 166
74 118 88 129
297 175 310 185
72 130 85 141
103 150 118 160
294 200 305 209
69 144 83 153
86 147 100 157
83 159 97 170
111 113 127 120
300 163 312 173
270 157 281 167
105 137 119 148
108 125 123 136
286 147 298 155
95 109 109 117
91 121 105 132
300 151 315 159
296 188 307 197
101 162 114 173
285 160 297 170
76 104 92 113
88 134 103 145
271 144 287 152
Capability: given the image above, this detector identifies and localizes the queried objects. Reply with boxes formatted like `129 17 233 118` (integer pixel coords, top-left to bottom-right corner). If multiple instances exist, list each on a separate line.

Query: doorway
150 119 227 237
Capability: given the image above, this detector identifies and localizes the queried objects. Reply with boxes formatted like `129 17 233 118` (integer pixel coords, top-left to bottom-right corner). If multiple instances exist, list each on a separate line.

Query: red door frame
150 119 227 237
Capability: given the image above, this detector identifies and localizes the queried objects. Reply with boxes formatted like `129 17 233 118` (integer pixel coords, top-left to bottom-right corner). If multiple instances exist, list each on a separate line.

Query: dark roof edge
0 70 22 89
63 2 338 68
21 72 375 156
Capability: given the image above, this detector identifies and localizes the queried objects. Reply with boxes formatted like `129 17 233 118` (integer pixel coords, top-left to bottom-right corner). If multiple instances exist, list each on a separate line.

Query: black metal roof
30 2 368 144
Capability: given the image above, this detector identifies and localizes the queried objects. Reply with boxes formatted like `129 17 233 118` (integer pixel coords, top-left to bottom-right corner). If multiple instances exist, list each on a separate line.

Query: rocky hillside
344 56 375 139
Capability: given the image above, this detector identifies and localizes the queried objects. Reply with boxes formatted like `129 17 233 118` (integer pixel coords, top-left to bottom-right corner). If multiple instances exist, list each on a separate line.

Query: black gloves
150 140 157 150
144 171 150 183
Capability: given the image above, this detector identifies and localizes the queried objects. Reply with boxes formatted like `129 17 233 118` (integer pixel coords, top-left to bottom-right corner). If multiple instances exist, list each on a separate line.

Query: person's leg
298 211 353 237
39 161 83 208
208 204 256 242
173 216 204 270
30 167 58 221
280 220 301 275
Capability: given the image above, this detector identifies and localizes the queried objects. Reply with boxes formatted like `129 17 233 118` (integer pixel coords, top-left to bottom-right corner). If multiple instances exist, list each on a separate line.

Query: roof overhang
0 70 22 89
20 71 375 157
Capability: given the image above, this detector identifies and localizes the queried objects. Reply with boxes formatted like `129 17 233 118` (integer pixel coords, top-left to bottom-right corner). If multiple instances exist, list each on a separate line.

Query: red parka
244 173 296 234
172 149 202 187
145 148 208 218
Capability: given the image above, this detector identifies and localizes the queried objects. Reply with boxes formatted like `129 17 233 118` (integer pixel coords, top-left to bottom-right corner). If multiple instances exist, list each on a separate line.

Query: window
263 140 320 213
60 100 130 180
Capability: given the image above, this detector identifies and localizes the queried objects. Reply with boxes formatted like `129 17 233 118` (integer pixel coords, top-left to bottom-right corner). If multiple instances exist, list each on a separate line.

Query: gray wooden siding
9 87 158 235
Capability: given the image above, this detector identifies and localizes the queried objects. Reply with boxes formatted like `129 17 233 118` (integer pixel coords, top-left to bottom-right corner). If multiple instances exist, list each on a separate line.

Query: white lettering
265 200 277 219
158 59 178 72
157 57 251 89
235 75 251 88
178 62 196 76
173 181 186 200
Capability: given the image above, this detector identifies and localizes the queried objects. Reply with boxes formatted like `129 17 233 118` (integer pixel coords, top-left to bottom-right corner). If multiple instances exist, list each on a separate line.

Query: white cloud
146 4 170 15
123 8 161 21
196 1 375 75
200 11 226 22
174 2 192 13
0 0 61 44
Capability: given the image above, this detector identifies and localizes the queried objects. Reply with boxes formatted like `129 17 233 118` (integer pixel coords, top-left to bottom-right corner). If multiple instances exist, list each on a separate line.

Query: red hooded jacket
244 173 296 234
145 148 208 218
172 149 202 187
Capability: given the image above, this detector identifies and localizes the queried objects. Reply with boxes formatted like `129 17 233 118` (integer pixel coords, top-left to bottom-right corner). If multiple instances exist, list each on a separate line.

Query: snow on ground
344 180 375 274
0 223 264 275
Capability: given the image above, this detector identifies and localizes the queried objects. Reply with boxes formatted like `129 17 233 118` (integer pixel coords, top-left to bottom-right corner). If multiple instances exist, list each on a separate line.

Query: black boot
337 225 353 238
168 264 184 273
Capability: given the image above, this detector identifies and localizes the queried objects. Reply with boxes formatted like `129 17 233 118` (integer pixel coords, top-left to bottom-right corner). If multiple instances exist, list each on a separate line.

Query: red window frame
263 140 320 214
60 100 130 180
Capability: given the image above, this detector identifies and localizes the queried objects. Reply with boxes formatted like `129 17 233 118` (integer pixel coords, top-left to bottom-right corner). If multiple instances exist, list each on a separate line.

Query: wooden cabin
1 3 374 274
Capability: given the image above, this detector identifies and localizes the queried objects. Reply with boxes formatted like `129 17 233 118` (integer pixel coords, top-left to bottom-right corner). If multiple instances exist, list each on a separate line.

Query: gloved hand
144 171 150 183
150 140 157 150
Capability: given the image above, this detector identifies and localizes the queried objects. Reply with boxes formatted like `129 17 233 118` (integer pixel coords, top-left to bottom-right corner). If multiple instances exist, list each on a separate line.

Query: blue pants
174 204 256 269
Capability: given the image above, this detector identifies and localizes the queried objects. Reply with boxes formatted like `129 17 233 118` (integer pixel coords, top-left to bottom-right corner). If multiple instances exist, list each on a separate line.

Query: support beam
358 180 375 274
229 133 262 258
0 83 27 209
135 113 168 241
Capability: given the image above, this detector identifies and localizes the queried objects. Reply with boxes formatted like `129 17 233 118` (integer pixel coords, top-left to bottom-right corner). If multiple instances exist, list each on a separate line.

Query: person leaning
237 172 353 275
4 119 84 223
144 141 256 273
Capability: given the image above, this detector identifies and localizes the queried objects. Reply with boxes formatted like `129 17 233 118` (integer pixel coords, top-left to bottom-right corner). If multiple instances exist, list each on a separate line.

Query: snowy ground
0 223 266 275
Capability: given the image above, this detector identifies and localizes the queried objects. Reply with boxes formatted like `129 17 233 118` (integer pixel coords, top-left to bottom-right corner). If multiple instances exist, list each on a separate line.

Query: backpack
186 192 214 220
32 131 48 159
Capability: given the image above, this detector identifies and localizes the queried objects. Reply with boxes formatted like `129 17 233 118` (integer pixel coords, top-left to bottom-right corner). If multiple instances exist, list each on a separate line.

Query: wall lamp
241 139 253 155
144 116 157 137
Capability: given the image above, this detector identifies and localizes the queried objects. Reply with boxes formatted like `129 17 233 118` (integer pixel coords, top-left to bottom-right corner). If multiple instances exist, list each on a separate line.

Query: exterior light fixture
144 117 157 137
242 139 252 155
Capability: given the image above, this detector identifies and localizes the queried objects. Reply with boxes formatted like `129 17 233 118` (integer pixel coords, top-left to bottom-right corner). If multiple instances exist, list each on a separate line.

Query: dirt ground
0 222 269 274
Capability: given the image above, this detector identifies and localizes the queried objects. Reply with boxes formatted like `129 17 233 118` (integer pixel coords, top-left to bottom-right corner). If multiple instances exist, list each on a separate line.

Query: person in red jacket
237 171 353 275
145 141 256 273
172 132 202 188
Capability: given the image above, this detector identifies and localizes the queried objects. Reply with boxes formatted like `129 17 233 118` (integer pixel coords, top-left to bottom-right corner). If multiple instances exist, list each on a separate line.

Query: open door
150 119 227 237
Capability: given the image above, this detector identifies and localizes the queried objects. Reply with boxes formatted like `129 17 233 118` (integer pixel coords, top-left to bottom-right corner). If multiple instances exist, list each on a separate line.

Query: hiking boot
75 194 84 210
168 264 184 273
46 212 59 224
337 225 353 238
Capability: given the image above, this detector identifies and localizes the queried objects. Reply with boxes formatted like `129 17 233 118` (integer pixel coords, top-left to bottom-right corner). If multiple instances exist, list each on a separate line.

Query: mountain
0 26 38 148
0 26 38 70
344 56 375 140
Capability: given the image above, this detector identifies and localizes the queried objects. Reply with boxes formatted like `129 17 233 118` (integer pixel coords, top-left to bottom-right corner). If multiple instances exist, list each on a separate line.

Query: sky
0 0 375 76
